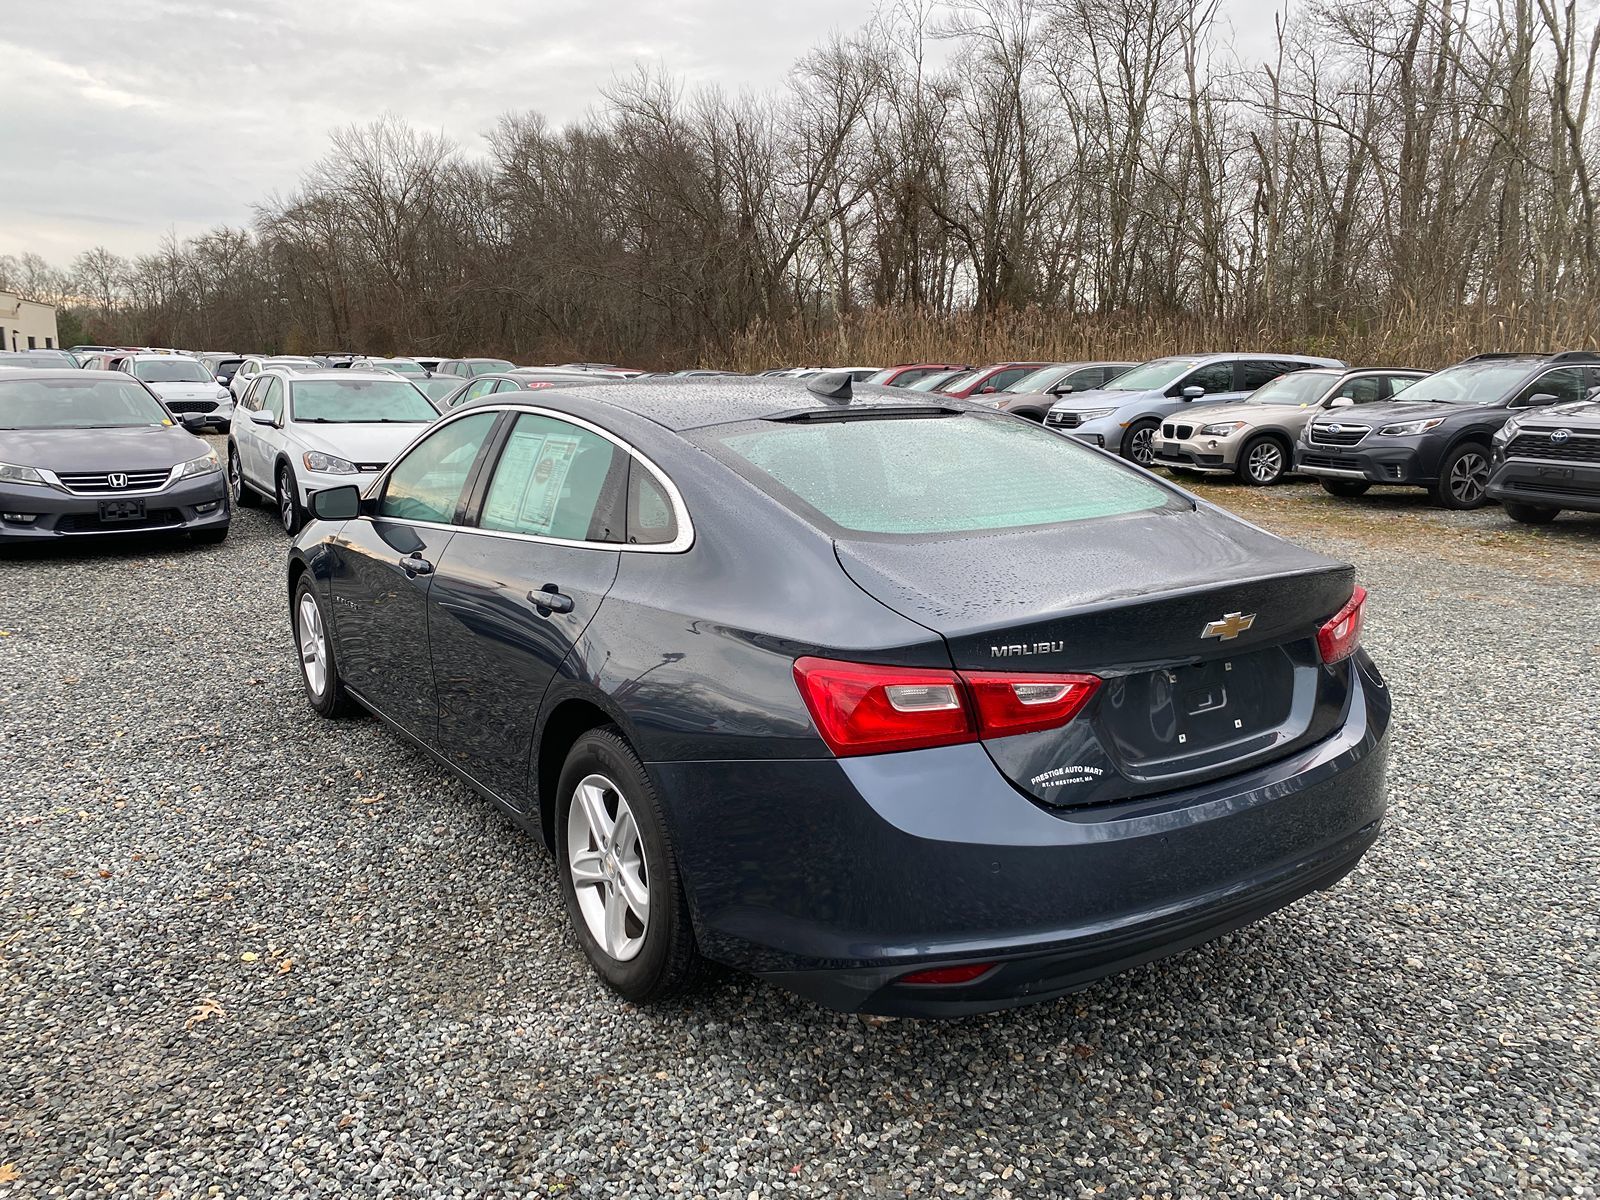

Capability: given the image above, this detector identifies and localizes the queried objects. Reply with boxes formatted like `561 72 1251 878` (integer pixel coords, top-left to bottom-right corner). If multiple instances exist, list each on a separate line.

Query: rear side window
479 413 625 542
627 463 679 545
1235 360 1288 390
711 414 1175 536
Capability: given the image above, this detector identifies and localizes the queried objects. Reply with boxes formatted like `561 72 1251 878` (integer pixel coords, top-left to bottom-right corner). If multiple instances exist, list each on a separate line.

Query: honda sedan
287 375 1391 1016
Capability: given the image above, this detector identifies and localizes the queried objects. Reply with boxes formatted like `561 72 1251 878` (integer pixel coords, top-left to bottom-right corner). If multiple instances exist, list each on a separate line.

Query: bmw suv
1045 353 1343 464
1294 352 1600 509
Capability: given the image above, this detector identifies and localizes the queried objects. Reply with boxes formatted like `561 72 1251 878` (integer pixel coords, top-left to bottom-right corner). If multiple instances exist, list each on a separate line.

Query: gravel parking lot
2 458 1597 1198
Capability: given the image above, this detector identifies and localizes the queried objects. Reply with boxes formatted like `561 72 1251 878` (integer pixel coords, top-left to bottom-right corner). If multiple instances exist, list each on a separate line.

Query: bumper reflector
898 963 997 986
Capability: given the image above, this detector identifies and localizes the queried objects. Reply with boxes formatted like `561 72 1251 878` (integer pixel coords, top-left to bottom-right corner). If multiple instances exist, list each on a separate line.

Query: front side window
289 379 437 423
0 378 173 429
379 411 498 523
262 378 285 421
133 359 211 383
710 412 1176 536
1514 366 1587 406
479 413 625 542
456 378 500 406
1334 376 1383 404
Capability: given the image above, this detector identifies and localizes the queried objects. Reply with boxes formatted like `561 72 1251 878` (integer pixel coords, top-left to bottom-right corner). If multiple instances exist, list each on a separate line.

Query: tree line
5 0 1598 368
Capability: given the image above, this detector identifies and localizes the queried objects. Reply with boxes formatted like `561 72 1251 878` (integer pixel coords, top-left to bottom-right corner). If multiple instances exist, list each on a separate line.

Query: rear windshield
0 378 172 429
373 359 426 375
134 359 211 383
289 379 438 423
709 413 1176 535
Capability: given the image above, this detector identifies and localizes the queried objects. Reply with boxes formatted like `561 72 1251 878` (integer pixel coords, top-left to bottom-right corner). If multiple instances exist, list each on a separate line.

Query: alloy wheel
278 470 296 533
229 450 244 503
1450 450 1488 504
566 773 650 962
1128 427 1155 465
1247 442 1282 483
297 592 328 697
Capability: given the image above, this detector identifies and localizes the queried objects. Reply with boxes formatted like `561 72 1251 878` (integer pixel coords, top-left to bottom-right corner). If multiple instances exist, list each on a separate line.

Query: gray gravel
1 464 1596 1198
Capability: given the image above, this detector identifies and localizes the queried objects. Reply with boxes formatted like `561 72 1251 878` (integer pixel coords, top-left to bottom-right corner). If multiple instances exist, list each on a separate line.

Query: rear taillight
963 672 1100 738
1317 585 1367 664
793 657 1100 757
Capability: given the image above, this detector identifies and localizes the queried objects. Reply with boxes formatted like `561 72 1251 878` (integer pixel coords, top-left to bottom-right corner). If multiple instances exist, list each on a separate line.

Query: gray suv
1045 353 1344 464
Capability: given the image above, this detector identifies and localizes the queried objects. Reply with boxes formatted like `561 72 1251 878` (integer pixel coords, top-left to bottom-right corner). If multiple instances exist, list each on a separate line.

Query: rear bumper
652 653 1391 1016
1295 443 1427 485
0 474 229 542
1486 459 1600 511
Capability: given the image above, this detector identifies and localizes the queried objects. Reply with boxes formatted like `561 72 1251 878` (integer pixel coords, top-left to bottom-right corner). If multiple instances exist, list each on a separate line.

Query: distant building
0 290 61 352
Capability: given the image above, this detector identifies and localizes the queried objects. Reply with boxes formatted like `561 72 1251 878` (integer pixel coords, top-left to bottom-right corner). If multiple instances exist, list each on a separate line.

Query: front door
326 409 501 742
429 411 627 807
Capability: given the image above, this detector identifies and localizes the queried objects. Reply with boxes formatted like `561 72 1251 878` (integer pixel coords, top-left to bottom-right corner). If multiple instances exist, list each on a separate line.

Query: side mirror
1512 392 1558 408
247 409 278 428
216 375 229 385
978 385 997 395
1180 385 1206 400
1327 396 1356 409
1586 385 1600 401
1050 384 1075 396
309 485 361 521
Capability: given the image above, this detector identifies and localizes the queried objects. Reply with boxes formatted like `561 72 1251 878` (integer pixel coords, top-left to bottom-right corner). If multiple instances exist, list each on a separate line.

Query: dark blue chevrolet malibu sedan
287 375 1390 1016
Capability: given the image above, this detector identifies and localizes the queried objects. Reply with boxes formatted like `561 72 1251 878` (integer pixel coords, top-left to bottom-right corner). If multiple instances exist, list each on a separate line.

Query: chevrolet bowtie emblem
1202 612 1256 641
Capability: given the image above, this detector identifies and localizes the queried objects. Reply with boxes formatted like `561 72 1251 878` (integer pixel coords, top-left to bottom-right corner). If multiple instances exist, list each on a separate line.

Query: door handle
529 583 575 616
400 554 434 577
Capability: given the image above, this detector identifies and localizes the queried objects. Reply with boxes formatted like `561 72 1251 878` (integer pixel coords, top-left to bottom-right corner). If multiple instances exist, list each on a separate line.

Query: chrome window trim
365 402 696 554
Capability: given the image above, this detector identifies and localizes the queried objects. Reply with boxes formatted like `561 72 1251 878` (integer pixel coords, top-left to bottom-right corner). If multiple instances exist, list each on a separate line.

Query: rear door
428 410 625 807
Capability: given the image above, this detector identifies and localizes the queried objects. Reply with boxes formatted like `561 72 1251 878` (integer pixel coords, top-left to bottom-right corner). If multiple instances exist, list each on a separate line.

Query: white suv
120 354 235 431
228 370 440 533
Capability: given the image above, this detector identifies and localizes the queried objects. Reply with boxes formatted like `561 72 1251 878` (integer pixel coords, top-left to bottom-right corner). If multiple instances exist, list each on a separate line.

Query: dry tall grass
718 302 1598 372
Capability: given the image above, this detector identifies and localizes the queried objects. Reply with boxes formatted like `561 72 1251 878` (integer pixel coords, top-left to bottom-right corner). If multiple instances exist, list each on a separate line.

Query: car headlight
1074 407 1114 421
215 388 231 400
1199 421 1247 436
176 449 222 480
1377 417 1445 436
0 461 48 487
1493 417 1522 446
302 451 357 474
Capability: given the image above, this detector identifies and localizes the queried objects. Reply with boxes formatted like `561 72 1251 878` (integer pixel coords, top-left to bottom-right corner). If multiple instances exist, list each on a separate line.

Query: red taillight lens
793 657 1100 756
792 657 974 756
1317 585 1367 664
898 962 997 986
963 672 1101 738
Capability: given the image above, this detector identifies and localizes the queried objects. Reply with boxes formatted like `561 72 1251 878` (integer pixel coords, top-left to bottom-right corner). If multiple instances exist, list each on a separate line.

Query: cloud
0 0 872 261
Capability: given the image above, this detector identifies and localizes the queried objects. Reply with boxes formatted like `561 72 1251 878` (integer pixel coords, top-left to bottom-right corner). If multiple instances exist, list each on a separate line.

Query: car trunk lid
834 506 1357 806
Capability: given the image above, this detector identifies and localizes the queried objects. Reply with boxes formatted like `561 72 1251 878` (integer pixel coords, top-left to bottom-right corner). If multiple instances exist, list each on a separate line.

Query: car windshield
468 360 515 376
414 377 462 401
1244 371 1337 405
134 359 212 383
373 360 426 376
290 379 438 422
1004 366 1071 394
905 371 962 393
934 370 985 394
0 377 173 428
864 368 898 385
1102 358 1199 391
711 412 1175 535
1396 360 1540 405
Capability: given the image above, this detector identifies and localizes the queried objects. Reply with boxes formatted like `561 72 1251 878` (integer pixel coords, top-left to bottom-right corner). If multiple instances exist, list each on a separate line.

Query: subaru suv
228 370 440 534
1294 352 1600 509
1045 353 1343 464
1486 383 1600 523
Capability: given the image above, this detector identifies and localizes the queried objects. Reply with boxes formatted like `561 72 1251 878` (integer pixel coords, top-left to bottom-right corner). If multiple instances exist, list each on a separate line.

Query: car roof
536 375 985 432
0 368 130 381
268 369 410 383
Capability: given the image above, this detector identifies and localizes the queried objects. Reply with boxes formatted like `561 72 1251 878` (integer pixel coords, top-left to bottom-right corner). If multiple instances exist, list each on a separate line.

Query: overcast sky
2 0 1279 267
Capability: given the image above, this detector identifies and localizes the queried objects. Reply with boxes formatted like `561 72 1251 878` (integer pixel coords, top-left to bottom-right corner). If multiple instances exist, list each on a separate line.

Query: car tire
191 526 229 545
1432 443 1492 509
1504 501 1560 524
1238 435 1288 486
1319 479 1371 498
277 462 305 534
228 444 257 507
292 577 354 718
1120 418 1159 466
555 727 701 1005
